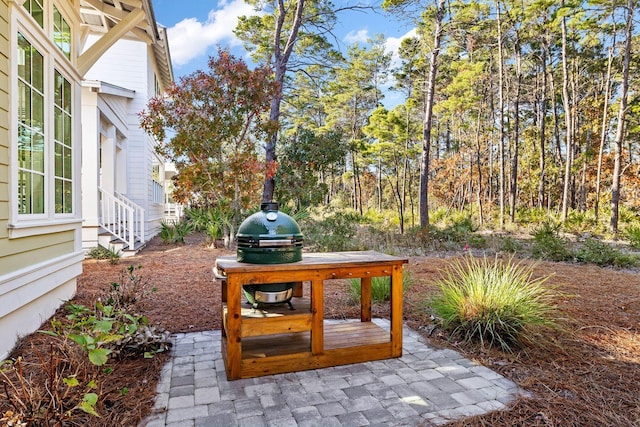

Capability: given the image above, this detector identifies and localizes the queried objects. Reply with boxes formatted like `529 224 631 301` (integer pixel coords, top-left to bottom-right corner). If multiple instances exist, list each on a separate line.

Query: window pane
55 71 63 107
64 181 73 214
55 178 73 214
64 114 72 146
32 91 44 130
18 125 31 169
55 179 72 214
63 78 72 114
62 20 71 59
32 49 44 93
17 34 29 81
54 6 72 60
33 132 44 173
32 172 44 213
64 146 72 179
55 178 63 213
54 71 74 214
26 0 44 28
55 142 63 178
17 36 45 216
55 107 63 142
17 81 29 126
18 170 30 214
18 170 45 215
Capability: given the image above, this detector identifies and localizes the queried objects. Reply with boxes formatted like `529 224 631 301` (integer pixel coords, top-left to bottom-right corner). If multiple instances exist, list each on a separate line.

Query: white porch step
98 232 146 257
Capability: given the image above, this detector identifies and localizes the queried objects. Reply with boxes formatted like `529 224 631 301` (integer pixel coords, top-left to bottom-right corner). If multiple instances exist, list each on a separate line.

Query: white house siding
84 36 165 242
145 50 165 237
81 84 134 251
0 0 84 360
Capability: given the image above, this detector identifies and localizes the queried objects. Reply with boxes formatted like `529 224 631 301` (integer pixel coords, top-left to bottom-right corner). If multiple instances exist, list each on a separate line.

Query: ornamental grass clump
429 256 559 352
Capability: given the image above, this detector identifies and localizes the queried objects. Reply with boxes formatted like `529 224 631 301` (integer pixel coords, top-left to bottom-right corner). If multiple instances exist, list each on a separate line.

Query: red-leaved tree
139 48 279 224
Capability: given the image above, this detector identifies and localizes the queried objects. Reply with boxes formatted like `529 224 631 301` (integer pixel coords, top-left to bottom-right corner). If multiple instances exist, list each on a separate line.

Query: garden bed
2 233 639 426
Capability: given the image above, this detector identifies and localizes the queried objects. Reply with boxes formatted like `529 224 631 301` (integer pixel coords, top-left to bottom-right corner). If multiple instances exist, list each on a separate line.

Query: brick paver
140 321 524 426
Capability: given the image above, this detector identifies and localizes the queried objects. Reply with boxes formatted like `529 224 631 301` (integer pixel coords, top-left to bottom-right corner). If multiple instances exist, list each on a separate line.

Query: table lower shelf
221 319 396 379
240 320 390 358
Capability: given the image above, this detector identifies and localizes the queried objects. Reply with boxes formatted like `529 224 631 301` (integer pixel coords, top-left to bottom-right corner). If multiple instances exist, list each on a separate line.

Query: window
14 3 76 224
54 71 72 213
53 6 71 59
17 33 45 215
24 0 44 28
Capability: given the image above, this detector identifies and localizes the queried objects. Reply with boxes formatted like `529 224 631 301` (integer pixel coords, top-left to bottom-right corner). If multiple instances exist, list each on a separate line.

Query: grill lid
236 202 303 264
237 202 303 247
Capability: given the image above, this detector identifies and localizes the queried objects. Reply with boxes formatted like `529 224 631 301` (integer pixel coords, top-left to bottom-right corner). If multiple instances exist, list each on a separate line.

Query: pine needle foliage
429 256 559 352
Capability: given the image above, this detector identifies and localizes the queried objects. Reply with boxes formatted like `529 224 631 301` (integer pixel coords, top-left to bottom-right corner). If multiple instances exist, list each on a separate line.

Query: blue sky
152 0 415 106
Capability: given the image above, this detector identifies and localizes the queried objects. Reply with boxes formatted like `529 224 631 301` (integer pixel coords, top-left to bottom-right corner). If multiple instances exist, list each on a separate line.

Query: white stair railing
99 188 145 249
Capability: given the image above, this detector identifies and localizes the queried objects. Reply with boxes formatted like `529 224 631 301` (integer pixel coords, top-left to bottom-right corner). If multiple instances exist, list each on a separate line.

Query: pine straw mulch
2 233 640 426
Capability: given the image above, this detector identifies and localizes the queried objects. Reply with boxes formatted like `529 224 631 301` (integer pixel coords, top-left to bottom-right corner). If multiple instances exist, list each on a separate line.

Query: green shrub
430 207 449 224
496 235 523 253
158 220 193 244
564 210 599 234
531 222 573 261
428 256 559 352
87 245 121 264
514 207 550 225
103 265 156 310
301 209 363 251
42 266 170 365
158 221 177 243
624 226 640 250
348 271 413 304
575 238 637 268
173 220 193 243
185 206 233 245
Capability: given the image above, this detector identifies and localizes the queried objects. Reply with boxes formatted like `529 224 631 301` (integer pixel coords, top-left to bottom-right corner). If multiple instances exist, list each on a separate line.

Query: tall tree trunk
377 157 382 210
570 60 579 211
560 2 573 222
400 103 411 234
595 41 614 220
475 111 484 225
549 68 563 167
262 0 306 203
610 0 634 234
496 0 506 229
579 150 587 212
419 0 446 228
538 40 549 209
510 37 522 222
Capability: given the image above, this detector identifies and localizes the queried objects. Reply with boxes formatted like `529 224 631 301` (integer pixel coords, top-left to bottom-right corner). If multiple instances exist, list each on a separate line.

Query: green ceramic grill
236 202 303 309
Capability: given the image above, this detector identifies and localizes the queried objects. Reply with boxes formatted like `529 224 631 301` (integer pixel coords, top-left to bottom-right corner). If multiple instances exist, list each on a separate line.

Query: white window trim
8 1 82 238
8 219 84 239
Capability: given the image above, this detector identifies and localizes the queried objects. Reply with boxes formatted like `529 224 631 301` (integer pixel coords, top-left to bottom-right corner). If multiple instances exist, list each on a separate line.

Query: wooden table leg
225 275 242 379
361 277 372 322
390 264 403 357
292 281 304 297
311 279 324 355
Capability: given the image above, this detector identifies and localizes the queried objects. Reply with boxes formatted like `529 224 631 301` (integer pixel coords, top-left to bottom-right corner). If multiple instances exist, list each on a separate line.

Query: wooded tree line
143 0 640 235
265 0 640 234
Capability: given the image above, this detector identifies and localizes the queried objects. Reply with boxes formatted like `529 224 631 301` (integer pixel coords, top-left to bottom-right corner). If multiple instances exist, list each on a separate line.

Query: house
80 16 173 255
0 0 172 361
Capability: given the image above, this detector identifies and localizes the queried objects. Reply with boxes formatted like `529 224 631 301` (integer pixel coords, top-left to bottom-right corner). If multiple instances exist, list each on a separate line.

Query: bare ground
2 232 640 426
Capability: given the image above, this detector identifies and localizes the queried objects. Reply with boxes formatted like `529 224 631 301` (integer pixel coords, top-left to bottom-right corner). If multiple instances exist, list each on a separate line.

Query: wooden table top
215 250 408 274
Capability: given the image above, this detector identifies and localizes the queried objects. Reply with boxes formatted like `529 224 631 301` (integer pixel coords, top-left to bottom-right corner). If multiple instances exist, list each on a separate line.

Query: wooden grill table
215 250 408 380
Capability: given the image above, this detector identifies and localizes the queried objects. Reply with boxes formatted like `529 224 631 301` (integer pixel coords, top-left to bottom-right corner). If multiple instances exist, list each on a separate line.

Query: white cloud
167 0 257 67
343 29 370 44
384 28 417 70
